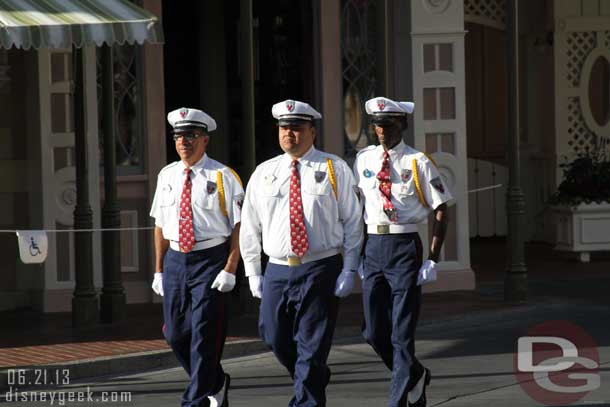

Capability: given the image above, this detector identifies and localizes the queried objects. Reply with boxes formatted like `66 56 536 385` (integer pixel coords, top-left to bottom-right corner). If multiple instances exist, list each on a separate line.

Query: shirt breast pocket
392 180 417 205
193 191 217 211
261 182 281 198
160 185 176 207
302 179 338 224
303 179 333 196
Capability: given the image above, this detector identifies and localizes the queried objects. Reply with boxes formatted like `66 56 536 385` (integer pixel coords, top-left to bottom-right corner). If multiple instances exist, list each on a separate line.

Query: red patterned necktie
179 168 195 253
377 151 398 223
290 160 309 258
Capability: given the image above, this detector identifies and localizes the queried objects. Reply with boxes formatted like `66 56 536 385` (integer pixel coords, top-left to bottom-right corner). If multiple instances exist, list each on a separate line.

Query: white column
411 0 475 292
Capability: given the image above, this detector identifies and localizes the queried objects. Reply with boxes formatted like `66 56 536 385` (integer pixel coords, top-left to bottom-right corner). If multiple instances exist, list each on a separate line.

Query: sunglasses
173 132 201 142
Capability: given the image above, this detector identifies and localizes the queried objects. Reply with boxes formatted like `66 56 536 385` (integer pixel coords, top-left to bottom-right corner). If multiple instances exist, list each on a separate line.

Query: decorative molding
423 0 451 15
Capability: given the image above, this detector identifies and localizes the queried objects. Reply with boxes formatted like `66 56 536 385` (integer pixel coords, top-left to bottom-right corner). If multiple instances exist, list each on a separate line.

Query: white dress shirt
240 146 363 276
150 154 244 241
353 141 453 225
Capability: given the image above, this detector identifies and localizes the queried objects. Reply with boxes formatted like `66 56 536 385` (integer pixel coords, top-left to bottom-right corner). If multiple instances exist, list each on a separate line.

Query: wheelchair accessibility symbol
16 230 48 264
29 237 41 256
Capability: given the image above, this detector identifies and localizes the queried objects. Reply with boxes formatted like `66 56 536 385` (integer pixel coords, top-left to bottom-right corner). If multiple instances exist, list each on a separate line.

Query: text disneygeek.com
4 387 132 406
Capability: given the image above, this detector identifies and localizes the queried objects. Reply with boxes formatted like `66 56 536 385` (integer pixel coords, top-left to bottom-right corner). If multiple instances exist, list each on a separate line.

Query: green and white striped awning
0 0 163 49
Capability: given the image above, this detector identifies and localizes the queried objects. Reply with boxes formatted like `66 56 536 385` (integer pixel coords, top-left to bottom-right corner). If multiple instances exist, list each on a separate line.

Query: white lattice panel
567 97 596 154
464 0 506 28
565 32 597 87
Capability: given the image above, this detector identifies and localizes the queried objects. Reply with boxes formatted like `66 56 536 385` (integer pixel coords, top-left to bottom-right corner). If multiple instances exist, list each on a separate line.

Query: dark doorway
225 0 316 168
162 0 203 163
162 0 316 173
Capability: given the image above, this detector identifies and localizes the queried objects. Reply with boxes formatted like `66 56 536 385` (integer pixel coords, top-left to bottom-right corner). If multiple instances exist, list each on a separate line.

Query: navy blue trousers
362 233 424 407
259 254 341 407
162 243 229 407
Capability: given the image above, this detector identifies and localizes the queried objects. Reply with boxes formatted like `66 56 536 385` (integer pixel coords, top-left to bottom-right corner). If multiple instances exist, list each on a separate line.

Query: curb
0 303 544 393
0 339 268 393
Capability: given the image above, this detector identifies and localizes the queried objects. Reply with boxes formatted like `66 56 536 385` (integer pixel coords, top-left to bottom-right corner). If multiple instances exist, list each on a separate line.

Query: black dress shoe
409 368 431 407
221 373 231 407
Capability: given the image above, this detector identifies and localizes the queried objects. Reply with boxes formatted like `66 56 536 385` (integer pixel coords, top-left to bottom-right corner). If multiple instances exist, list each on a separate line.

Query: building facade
2 0 609 313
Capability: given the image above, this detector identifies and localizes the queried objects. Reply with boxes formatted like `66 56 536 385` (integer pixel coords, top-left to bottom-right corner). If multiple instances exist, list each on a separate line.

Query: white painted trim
581 48 610 134
562 16 610 32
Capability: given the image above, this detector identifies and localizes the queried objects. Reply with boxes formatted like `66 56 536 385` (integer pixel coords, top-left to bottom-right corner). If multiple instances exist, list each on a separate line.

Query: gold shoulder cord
412 159 429 208
217 171 228 217
326 158 338 200
218 167 243 218
424 153 439 168
227 167 243 187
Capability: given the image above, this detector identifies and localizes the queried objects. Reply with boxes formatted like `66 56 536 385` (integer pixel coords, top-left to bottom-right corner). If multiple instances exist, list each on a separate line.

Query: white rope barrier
468 184 503 194
0 227 154 234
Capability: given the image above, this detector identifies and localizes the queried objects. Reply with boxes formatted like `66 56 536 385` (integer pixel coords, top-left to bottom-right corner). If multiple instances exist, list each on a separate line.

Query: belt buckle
377 224 390 234
287 256 302 267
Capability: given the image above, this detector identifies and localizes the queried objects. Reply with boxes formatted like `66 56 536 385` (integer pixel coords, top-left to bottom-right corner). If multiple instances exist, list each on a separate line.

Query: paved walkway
1 238 608 383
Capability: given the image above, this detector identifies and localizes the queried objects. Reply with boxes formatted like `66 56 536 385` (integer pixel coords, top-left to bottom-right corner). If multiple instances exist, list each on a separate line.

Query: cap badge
286 100 295 112
179 108 188 119
377 100 386 111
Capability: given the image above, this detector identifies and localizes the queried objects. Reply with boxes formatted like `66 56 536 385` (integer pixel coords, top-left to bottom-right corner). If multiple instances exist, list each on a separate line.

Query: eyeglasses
173 132 201 142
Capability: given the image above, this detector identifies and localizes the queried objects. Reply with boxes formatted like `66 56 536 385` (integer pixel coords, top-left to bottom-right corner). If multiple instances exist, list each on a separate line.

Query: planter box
553 203 610 262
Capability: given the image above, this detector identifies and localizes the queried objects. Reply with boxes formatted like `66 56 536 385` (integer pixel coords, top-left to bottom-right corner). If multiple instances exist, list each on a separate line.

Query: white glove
334 269 356 298
152 272 164 296
417 260 438 286
248 275 264 299
211 270 236 292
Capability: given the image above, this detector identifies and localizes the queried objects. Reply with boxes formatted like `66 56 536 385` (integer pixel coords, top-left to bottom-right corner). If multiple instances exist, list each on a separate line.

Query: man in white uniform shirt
240 99 363 407
150 107 244 407
353 97 453 407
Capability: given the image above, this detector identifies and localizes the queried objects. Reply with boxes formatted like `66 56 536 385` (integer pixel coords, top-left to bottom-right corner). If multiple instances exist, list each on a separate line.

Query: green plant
550 151 610 206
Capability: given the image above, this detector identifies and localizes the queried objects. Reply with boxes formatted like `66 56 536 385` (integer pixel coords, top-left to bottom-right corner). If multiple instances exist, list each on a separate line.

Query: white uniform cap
272 100 322 125
167 107 217 133
365 97 415 116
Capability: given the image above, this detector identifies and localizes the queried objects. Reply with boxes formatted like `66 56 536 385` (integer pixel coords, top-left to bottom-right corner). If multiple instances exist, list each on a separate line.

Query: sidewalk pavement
1 238 609 391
